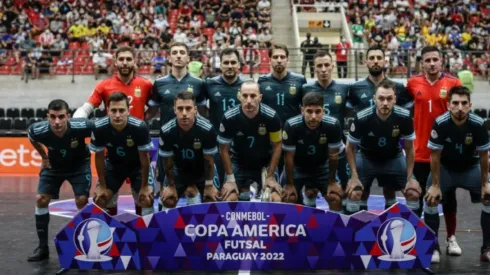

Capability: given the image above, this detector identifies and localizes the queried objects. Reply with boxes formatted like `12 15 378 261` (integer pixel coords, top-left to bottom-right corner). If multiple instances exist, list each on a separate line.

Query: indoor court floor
1 175 490 275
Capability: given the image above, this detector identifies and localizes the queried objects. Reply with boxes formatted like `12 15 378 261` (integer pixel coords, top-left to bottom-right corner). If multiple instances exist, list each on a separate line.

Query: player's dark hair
375 79 396 95
313 50 332 61
169 42 189 55
302 92 324 107
366 45 385 58
269 43 289 58
107 91 130 108
421 46 441 58
174 91 196 104
48 99 69 112
115 46 135 59
220 48 240 61
449 86 471 102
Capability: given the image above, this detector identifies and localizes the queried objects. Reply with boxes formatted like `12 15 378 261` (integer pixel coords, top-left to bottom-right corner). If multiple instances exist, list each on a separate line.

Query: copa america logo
376 218 417 261
73 218 114 262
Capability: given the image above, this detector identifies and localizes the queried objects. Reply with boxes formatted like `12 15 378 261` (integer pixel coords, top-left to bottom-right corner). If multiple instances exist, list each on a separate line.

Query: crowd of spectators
0 0 274 78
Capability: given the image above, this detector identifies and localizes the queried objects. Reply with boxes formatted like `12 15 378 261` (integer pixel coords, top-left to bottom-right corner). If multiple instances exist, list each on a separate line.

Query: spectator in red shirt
334 36 351 78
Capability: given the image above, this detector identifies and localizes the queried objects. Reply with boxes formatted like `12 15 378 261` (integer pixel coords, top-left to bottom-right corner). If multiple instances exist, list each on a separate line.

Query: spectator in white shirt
258 0 271 10
190 15 202 29
154 14 170 31
173 28 187 43
92 51 113 80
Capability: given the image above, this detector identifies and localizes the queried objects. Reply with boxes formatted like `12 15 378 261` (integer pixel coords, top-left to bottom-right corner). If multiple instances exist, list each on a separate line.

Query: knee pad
406 200 420 211
345 198 360 213
303 195 317 207
483 204 490 214
107 192 119 208
424 206 439 215
238 192 251 201
385 197 397 208
186 193 202 205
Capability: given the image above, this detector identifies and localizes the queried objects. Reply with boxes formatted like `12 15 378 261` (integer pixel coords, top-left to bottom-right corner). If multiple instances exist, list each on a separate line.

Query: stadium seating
0 117 11 131
28 117 43 127
12 117 28 131
0 108 4 117
6 108 20 118
35 108 48 119
21 108 35 119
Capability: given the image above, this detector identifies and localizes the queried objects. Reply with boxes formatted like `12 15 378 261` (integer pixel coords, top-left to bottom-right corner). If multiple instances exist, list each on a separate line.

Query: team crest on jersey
126 137 134 147
187 86 194 94
335 95 342 104
440 87 447 99
319 135 327 144
134 87 141 97
289 86 297 95
258 125 267 135
70 139 79 148
282 131 288 140
465 135 473 145
193 139 202 150
392 126 400 137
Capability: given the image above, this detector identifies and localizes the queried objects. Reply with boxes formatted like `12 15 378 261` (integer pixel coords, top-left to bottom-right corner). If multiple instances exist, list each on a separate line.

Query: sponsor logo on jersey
134 87 142 97
289 86 297 95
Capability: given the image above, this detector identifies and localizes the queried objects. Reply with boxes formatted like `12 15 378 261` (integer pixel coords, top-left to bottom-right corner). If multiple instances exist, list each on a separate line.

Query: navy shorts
356 152 406 192
163 165 220 197
231 162 279 191
427 164 482 203
337 151 350 188
38 161 92 199
105 161 155 195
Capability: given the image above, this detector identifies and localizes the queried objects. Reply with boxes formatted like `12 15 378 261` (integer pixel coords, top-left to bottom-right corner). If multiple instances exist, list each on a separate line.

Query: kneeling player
425 86 490 263
281 92 344 211
218 81 283 202
90 92 155 216
27 99 93 261
159 92 219 209
345 79 420 215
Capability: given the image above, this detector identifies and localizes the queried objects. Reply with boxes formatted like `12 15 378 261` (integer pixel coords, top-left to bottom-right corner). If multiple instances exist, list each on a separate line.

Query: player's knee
75 196 89 210
326 193 342 209
225 193 238 202
271 192 281 202
482 203 490 213
36 194 51 208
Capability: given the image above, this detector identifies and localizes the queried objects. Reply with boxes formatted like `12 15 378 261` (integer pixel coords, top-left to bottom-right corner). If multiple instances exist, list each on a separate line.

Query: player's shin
481 203 490 255
424 205 440 250
28 194 51 261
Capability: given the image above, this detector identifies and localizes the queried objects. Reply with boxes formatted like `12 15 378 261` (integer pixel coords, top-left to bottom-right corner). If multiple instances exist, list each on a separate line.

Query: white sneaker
431 250 440 263
446 235 462 256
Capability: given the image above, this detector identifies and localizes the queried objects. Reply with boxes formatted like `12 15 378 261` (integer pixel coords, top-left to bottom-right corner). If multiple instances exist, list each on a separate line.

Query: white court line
238 270 251 275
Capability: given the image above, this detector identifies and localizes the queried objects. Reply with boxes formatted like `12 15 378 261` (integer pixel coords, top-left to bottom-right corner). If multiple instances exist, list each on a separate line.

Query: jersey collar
170 72 190 82
271 71 290 82
219 75 242 85
115 74 136 86
423 72 445 85
315 79 335 90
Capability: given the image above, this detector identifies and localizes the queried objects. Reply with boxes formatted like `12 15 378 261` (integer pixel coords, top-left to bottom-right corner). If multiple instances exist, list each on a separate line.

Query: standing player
146 42 207 193
159 92 219 209
27 100 93 261
204 48 246 185
90 92 155 217
73 45 153 216
282 92 344 211
301 50 350 188
345 80 420 215
424 86 490 262
218 81 283 202
407 46 463 259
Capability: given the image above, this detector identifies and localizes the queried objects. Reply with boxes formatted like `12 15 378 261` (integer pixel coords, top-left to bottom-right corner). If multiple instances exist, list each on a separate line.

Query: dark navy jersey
204 75 245 130
149 73 206 125
258 72 306 122
89 116 153 166
347 106 415 160
347 77 412 110
159 116 217 177
28 118 93 171
282 114 343 170
301 80 349 129
218 104 282 169
428 112 490 172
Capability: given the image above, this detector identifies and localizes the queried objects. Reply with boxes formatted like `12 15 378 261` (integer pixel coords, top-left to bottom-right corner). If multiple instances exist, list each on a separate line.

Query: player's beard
452 111 468 121
117 64 134 77
306 119 320 129
273 64 285 74
368 65 383 77
223 69 237 82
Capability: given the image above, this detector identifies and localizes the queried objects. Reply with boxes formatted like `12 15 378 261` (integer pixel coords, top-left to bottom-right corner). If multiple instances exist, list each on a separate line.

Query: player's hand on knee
403 178 421 201
481 183 490 206
327 182 343 204
203 185 219 202
424 185 442 207
41 158 51 169
138 185 153 208
346 178 363 201
282 184 298 203
94 185 109 207
221 182 238 201
265 177 282 196
161 185 178 208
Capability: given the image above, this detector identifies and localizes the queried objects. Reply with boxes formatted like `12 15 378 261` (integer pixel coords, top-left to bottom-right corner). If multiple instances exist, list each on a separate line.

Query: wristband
226 174 235 182
205 180 214 187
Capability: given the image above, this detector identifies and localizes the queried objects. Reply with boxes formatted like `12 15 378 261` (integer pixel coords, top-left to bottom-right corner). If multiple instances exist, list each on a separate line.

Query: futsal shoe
446 235 462 256
431 250 440 264
481 249 490 262
27 246 49 261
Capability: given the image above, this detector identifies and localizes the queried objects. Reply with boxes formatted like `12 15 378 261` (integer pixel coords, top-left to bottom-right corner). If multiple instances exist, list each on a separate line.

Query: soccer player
348 46 412 111
282 92 343 211
301 50 349 187
159 92 219 208
345 79 420 215
407 46 463 258
204 48 246 185
424 86 490 263
73 46 153 216
218 81 283 202
90 92 155 217
27 99 93 261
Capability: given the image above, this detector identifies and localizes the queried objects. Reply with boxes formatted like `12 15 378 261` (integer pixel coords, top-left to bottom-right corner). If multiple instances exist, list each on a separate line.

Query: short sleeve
268 113 282 143
202 128 218 156
136 122 153 151
217 116 235 145
346 84 356 109
89 129 105 153
328 119 343 149
158 130 174 157
347 116 362 144
196 81 207 106
427 121 445 151
27 124 40 142
475 124 490 152
401 116 416 141
282 121 296 152
396 83 414 109
148 82 162 107
87 83 104 108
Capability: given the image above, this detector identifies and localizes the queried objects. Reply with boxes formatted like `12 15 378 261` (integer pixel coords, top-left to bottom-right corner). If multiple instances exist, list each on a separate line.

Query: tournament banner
55 202 436 271
0 137 160 176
